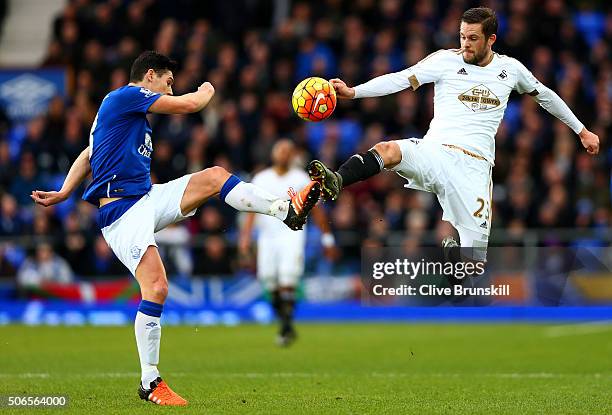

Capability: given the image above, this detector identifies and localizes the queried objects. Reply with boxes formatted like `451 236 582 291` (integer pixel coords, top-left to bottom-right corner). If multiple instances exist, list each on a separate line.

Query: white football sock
135 311 161 387
224 182 289 220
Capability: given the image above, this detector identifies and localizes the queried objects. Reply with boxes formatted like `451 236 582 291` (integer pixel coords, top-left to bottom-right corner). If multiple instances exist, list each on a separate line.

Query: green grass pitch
1 323 611 414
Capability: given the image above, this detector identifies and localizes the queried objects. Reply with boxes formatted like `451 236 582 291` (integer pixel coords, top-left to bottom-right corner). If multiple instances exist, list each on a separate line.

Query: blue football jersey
82 85 162 206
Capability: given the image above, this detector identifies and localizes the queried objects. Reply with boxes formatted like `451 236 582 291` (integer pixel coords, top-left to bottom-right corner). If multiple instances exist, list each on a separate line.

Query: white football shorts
390 139 493 260
101 174 196 276
256 232 306 290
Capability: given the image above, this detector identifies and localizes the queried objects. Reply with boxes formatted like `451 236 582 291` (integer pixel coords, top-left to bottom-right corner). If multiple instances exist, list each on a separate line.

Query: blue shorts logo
130 246 142 259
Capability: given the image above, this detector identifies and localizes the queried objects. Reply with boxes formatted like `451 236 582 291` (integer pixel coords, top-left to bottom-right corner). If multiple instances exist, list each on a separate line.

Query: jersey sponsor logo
138 133 153 158
497 69 508 80
458 84 501 112
457 68 468 75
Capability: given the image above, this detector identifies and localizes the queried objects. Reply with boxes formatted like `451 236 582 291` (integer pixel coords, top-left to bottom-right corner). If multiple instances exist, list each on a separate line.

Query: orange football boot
138 377 188 406
283 181 321 230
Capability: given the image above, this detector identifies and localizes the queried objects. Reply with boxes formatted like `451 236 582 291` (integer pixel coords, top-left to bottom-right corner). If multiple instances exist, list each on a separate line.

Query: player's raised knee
193 166 230 192
207 166 231 187
372 141 401 167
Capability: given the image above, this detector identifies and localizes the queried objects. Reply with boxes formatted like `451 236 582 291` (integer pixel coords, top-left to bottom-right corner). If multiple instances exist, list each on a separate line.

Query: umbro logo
457 68 468 75
146 322 158 327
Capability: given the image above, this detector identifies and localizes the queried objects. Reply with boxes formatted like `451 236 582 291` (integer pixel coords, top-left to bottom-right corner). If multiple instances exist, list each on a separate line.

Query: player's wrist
321 233 335 247
57 189 69 200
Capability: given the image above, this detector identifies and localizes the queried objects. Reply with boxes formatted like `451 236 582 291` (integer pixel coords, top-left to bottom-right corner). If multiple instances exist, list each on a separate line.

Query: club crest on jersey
131 246 142 259
497 69 508 80
458 84 501 112
138 133 153 158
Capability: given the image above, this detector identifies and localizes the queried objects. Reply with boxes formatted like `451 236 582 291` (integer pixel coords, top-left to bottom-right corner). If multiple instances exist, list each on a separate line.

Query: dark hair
129 51 178 82
461 7 498 39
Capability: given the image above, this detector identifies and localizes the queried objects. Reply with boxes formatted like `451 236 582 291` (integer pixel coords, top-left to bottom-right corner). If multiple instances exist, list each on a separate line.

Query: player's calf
309 142 402 200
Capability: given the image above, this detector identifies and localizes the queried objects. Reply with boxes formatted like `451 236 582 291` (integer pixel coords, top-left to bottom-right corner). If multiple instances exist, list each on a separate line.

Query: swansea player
309 7 599 261
31 51 321 406
239 139 336 346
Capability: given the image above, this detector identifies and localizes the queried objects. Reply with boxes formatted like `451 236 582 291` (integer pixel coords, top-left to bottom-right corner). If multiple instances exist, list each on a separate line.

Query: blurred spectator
0 194 23 236
193 235 233 276
89 235 126 276
11 153 44 206
0 245 17 277
17 243 74 287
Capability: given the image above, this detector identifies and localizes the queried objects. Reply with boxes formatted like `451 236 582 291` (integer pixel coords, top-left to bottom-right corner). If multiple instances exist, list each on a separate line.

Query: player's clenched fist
578 128 600 155
329 78 355 99
198 81 214 94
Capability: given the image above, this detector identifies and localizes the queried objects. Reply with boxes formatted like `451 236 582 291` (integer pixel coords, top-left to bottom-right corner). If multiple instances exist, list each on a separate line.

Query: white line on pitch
543 321 612 337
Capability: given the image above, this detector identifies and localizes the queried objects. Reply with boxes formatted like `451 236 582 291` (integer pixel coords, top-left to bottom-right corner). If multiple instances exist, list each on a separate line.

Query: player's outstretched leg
308 141 402 200
181 167 321 231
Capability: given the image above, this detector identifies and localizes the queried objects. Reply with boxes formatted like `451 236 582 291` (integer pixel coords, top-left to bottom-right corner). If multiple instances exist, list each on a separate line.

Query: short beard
463 49 488 65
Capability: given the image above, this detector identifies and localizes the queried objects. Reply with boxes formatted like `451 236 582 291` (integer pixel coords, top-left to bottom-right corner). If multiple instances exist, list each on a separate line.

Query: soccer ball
292 77 337 122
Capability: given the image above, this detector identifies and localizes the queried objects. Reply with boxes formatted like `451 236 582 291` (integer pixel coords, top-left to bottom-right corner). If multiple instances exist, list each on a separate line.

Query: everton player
31 51 321 406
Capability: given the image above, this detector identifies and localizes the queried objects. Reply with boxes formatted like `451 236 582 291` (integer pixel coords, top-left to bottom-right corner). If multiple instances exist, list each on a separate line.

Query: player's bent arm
31 146 91 207
531 85 600 155
149 82 215 114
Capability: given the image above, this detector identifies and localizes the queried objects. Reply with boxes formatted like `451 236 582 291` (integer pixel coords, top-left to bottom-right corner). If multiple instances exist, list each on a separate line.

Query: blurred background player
31 51 321 406
309 7 600 263
240 139 336 346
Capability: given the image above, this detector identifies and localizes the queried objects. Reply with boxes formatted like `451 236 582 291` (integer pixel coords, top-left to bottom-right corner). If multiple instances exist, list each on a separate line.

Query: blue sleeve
117 86 162 114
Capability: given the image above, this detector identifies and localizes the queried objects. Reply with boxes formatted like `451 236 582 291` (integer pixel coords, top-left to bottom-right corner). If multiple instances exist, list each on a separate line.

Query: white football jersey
251 167 311 238
406 49 540 164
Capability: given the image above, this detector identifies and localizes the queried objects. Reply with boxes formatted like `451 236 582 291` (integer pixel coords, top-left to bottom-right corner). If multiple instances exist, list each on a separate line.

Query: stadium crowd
0 0 609 282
